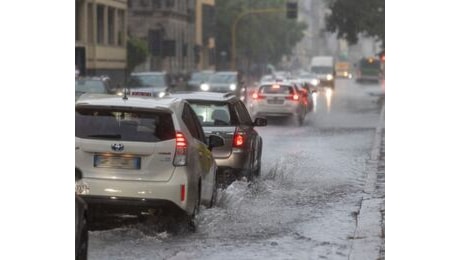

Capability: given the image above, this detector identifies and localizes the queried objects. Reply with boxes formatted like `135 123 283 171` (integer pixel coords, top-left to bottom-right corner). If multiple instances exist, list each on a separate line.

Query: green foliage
215 0 307 66
326 0 384 46
127 37 149 74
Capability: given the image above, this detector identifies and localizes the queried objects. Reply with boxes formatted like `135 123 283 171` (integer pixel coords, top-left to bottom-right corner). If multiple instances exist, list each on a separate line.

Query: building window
117 10 125 46
97 5 105 44
108 7 115 45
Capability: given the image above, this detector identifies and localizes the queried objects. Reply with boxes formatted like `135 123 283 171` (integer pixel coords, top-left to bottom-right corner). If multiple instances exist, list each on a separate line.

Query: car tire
208 177 218 208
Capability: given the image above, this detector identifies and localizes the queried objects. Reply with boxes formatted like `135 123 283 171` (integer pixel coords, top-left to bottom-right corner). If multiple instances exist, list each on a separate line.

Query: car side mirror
208 134 224 150
75 168 82 182
253 117 267 127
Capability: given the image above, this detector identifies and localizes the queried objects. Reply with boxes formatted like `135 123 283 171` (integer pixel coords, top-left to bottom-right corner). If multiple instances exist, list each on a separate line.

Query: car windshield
75 108 175 142
75 80 107 93
127 74 166 88
188 101 234 127
311 66 333 74
190 72 213 82
209 74 236 84
359 59 381 69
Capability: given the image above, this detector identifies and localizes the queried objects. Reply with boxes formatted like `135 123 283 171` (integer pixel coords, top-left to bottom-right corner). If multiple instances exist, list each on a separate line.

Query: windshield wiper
86 134 121 139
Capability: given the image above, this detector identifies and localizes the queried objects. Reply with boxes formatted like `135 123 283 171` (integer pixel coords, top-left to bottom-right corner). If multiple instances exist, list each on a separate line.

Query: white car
249 81 308 126
75 94 223 229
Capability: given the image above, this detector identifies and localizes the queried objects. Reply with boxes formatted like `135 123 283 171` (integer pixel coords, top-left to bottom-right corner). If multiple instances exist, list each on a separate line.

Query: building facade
128 0 196 74
75 0 128 85
195 0 215 71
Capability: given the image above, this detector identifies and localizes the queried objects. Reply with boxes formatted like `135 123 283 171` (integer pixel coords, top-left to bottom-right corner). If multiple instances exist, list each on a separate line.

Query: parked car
187 70 214 91
199 71 247 101
75 168 88 260
170 92 267 185
75 76 114 101
125 71 172 98
250 81 308 126
75 94 224 229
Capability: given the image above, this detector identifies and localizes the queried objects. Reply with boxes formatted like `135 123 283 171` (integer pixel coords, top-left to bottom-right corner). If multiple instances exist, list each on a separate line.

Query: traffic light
286 1 298 19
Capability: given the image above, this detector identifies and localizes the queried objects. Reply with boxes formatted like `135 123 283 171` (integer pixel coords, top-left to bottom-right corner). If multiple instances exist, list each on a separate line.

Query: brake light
252 92 266 99
174 132 187 166
233 130 245 148
180 184 185 201
286 94 299 101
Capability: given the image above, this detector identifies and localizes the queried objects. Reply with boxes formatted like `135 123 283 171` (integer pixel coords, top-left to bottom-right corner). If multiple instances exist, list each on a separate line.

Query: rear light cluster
233 129 245 148
174 132 187 166
252 92 266 100
286 94 300 101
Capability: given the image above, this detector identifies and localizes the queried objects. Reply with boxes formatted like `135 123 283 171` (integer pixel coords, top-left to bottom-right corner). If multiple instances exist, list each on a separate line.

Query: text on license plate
94 155 141 169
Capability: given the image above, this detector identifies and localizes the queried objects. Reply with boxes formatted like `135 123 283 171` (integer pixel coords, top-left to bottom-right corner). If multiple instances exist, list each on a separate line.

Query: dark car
75 168 88 260
199 71 247 101
75 76 114 101
187 70 214 91
126 72 172 98
171 92 267 185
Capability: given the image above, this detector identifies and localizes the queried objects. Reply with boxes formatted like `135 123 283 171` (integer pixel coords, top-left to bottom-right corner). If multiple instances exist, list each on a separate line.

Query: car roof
214 71 237 75
75 93 183 112
130 72 166 76
170 91 237 102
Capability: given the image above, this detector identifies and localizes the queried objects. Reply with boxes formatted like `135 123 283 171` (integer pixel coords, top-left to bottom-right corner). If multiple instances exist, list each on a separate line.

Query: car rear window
75 108 175 142
259 84 294 95
188 101 234 126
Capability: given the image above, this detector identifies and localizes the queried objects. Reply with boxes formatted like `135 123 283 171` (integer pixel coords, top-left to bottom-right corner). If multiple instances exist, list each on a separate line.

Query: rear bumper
214 148 251 170
75 168 198 214
252 103 298 117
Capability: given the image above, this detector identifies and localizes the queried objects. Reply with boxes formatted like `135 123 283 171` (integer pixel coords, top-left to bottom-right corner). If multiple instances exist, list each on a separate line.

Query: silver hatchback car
75 94 223 228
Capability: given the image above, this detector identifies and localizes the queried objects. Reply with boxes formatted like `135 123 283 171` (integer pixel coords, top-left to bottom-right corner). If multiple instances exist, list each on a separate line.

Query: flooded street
88 79 384 260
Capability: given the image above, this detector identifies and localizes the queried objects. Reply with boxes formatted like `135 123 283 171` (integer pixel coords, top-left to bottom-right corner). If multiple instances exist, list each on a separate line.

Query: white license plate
94 155 141 169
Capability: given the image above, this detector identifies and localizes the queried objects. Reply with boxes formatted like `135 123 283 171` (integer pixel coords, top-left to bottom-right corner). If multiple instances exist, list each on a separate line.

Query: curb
348 103 385 260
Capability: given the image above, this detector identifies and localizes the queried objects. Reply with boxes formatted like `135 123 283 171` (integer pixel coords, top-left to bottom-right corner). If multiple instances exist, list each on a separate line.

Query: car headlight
200 83 210 91
158 91 166 98
311 79 319 86
229 83 237 91
326 74 333 81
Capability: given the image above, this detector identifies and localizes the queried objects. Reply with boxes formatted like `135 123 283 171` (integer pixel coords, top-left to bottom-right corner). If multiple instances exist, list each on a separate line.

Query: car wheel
76 217 88 260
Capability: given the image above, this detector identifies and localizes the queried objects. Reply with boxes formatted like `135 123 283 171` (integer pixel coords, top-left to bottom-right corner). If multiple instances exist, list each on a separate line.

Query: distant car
250 81 308 126
75 76 114 101
297 72 320 90
126 72 172 98
75 94 224 229
170 92 267 185
75 168 88 260
187 70 214 91
200 71 246 101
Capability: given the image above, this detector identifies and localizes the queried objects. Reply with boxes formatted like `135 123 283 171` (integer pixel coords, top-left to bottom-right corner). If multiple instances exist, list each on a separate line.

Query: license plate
131 92 152 96
94 155 141 169
268 98 283 104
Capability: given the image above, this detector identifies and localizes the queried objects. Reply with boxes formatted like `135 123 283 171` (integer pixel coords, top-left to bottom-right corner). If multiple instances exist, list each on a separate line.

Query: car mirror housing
253 117 267 127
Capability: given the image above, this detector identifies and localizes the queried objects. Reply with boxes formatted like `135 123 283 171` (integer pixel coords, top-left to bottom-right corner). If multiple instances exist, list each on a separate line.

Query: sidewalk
349 103 385 260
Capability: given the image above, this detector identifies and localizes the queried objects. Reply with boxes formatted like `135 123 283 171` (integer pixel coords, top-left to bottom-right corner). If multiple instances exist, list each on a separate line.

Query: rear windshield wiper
86 134 122 139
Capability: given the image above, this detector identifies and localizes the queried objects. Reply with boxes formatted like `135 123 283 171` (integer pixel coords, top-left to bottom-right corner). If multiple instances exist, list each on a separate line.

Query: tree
126 37 149 75
215 0 307 69
325 0 384 46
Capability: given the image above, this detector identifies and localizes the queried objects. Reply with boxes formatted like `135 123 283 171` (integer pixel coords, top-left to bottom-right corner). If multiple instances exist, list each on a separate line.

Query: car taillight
252 92 266 99
174 132 187 166
233 129 245 148
286 94 299 101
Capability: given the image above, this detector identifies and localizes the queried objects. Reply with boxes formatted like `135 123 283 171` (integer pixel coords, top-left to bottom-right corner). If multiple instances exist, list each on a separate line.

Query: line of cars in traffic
74 69 324 257
74 76 268 257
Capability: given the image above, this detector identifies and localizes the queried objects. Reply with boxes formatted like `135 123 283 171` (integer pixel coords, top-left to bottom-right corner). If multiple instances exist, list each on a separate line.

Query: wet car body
170 92 267 185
